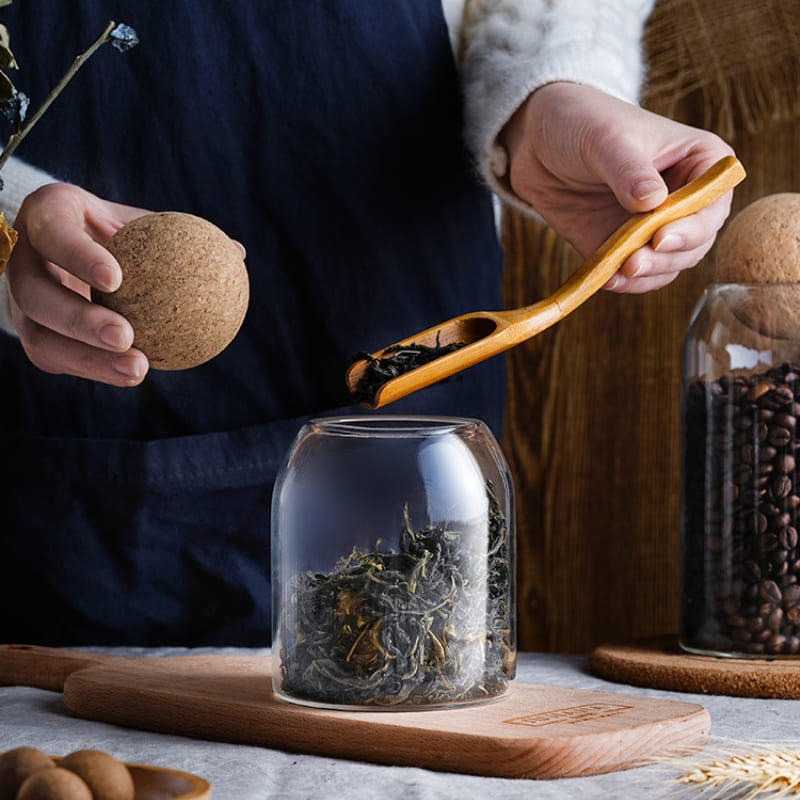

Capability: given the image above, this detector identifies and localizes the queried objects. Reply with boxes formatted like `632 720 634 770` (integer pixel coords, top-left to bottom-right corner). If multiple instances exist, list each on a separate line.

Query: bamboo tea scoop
346 155 746 408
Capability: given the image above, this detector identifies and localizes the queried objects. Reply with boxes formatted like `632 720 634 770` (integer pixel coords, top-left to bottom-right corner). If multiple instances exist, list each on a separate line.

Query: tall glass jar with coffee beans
681 283 800 657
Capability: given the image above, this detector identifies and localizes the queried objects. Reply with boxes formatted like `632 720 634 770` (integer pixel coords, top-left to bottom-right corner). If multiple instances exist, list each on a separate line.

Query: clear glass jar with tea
272 415 516 708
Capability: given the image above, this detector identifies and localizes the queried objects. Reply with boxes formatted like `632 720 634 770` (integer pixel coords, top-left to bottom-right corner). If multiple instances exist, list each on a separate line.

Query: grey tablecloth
1 648 798 799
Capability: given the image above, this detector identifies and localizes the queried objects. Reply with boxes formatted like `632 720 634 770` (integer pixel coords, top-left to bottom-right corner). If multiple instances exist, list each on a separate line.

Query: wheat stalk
646 738 800 800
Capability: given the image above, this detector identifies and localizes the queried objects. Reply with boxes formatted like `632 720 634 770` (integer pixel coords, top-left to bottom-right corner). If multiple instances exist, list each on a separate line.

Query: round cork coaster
590 636 800 699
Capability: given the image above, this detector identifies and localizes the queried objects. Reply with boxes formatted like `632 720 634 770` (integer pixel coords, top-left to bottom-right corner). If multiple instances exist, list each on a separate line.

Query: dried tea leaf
0 211 18 274
349 337 467 405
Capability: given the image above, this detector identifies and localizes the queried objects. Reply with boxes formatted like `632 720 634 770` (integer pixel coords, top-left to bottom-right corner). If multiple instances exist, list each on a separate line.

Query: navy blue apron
0 1 505 645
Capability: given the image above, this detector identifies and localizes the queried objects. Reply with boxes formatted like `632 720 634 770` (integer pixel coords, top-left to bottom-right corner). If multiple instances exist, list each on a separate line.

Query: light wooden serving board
0 644 711 780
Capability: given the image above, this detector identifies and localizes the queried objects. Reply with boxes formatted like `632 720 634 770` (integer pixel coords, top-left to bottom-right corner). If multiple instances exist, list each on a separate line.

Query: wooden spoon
346 155 746 408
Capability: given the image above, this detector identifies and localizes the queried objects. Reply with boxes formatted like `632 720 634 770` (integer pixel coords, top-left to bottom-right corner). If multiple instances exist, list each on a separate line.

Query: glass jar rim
308 415 483 438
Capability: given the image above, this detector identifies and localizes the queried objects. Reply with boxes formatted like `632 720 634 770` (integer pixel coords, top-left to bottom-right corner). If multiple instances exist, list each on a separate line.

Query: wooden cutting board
0 644 711 780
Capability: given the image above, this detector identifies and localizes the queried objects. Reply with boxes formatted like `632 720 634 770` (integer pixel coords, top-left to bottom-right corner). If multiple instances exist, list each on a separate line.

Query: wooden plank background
501 0 800 652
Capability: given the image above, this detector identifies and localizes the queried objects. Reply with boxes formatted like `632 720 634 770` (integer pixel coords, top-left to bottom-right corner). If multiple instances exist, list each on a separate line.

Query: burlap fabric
645 0 800 139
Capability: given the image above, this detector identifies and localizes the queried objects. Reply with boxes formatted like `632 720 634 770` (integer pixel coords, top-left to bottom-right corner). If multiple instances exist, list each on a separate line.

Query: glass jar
681 283 800 657
271 415 516 709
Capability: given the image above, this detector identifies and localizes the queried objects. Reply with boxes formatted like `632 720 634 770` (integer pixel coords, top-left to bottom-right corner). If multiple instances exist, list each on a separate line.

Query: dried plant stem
678 751 800 796
646 738 800 799
0 19 117 173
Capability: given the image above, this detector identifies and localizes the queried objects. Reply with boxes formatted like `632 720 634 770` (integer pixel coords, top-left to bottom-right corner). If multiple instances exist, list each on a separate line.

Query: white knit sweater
0 0 655 335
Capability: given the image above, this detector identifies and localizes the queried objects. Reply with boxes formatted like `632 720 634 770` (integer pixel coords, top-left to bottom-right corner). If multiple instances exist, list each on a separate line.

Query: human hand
500 82 737 293
6 182 151 385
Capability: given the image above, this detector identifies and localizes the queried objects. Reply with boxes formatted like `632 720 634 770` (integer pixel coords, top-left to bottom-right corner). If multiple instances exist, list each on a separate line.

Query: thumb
595 145 669 214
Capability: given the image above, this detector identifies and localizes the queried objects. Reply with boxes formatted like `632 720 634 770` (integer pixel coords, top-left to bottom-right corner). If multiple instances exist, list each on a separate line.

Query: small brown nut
16 767 92 800
93 211 250 370
0 747 55 800
59 750 134 800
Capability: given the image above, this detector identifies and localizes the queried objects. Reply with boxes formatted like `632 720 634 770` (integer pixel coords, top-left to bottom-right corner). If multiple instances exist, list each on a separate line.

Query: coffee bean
722 481 739 504
747 380 773 402
759 533 780 553
777 454 797 474
683 364 800 656
784 585 800 606
731 627 752 643
776 411 797 428
779 526 799 550
766 634 787 653
760 580 783 606
733 414 753 431
772 475 792 498
742 560 762 582
745 615 765 632
768 607 784 631
773 386 795 405
768 426 793 447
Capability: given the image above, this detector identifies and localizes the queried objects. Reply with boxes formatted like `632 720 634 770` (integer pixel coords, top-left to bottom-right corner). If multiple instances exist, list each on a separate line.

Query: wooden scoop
346 155 746 408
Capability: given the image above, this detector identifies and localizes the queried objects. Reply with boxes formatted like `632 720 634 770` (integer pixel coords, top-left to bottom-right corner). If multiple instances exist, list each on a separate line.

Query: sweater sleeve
458 0 656 216
0 157 57 336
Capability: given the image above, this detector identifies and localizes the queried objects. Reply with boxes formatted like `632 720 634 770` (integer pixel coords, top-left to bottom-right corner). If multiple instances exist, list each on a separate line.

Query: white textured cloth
0 158 55 335
458 0 656 214
0 1 655 337
1 649 799 799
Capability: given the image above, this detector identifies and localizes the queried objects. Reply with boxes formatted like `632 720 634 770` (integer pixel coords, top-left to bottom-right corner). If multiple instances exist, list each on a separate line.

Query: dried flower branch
0 9 138 272
0 19 139 175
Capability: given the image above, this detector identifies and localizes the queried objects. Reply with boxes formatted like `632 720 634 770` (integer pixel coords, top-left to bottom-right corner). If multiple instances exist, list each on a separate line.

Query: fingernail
112 354 142 379
99 324 129 350
606 273 621 290
655 233 685 253
631 259 653 278
632 180 665 202
91 262 121 292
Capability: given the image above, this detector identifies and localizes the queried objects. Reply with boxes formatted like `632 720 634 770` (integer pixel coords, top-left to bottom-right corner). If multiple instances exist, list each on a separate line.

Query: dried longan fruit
0 747 55 800
59 749 134 800
16 767 92 800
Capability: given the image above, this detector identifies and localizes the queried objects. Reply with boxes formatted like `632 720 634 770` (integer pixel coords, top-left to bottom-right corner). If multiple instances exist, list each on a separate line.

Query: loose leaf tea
350 333 466 406
279 482 514 707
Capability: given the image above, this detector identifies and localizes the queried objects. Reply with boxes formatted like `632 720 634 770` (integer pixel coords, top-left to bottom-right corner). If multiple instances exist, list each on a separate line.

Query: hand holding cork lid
92 211 249 370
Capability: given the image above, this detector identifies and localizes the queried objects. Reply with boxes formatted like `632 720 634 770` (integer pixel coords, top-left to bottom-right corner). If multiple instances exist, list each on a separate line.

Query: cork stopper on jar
713 193 800 339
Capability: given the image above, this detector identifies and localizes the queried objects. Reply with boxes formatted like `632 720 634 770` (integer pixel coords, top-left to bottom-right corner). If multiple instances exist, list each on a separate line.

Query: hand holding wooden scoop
346 156 746 409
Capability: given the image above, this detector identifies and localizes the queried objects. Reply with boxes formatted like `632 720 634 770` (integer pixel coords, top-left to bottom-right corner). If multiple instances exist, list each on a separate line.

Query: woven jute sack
644 0 800 139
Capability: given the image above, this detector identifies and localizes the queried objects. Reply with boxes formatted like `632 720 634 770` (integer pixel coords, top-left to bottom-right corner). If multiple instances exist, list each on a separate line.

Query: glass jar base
679 639 800 660
273 685 510 712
